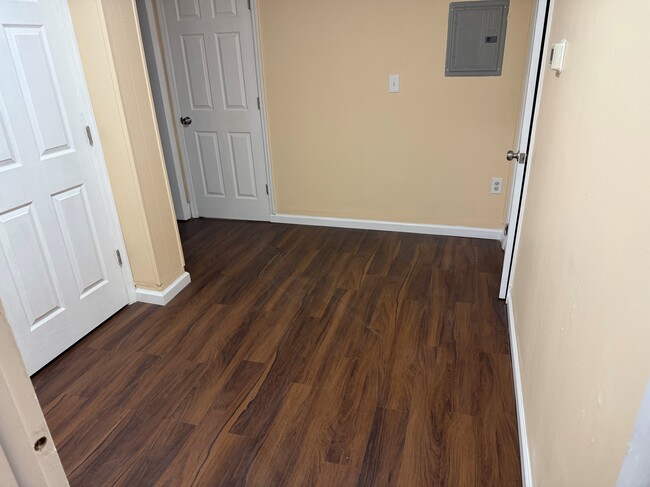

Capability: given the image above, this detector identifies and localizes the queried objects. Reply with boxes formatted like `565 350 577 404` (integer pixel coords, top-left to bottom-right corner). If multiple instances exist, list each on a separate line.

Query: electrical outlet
491 178 503 194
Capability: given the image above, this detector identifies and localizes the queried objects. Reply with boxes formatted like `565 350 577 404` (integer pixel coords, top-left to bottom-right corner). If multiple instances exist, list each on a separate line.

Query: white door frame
249 0 276 215
144 0 276 218
137 0 193 220
0 305 69 486
57 0 136 303
499 0 552 300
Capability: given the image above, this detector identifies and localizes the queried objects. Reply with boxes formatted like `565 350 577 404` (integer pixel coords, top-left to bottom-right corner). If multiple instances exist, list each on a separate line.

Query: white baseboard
506 294 533 487
135 271 191 306
270 214 502 240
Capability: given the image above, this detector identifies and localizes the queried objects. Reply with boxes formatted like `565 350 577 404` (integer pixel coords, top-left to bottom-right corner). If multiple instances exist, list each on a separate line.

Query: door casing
0 305 68 486
137 0 193 221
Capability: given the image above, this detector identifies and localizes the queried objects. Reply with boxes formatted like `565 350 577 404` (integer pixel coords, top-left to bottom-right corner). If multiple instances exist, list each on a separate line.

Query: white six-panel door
159 0 270 221
0 0 129 374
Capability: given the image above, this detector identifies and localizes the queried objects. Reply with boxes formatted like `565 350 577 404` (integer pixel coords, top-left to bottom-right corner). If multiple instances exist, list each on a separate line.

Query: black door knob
180 116 192 127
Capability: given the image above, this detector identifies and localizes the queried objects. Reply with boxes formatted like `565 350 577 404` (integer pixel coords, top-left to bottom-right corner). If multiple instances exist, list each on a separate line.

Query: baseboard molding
135 271 191 306
270 214 502 240
506 294 533 487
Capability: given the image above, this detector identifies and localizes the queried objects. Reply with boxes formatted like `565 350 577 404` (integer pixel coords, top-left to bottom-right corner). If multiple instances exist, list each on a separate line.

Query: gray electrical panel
445 0 509 77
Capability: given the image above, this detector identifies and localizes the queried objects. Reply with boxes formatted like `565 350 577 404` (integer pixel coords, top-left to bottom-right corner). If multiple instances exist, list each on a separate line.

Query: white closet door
0 0 129 374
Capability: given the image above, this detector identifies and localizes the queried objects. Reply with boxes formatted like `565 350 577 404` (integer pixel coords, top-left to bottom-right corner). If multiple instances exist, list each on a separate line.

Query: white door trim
56 0 136 303
139 0 193 221
150 0 275 219
154 0 199 218
249 0 276 215
0 306 68 486
499 0 552 299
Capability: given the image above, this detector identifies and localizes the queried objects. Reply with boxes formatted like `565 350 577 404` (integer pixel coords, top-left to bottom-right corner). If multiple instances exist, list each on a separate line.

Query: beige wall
258 0 532 228
69 0 185 291
510 0 650 484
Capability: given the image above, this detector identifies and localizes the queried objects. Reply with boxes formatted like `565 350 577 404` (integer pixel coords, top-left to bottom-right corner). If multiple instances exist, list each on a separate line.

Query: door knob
180 116 192 127
506 150 526 164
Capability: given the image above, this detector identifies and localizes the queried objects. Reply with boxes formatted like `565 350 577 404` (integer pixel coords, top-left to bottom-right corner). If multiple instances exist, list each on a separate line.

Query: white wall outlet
389 74 400 93
491 177 503 194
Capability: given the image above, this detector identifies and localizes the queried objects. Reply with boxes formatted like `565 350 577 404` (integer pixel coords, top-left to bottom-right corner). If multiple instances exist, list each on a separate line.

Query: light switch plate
550 40 567 73
389 74 400 93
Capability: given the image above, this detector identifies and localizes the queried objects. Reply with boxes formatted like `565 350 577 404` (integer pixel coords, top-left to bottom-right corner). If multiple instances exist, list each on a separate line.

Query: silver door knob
180 116 192 127
506 150 526 164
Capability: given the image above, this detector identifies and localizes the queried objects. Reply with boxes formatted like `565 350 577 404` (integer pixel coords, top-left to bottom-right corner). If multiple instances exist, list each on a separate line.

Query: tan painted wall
69 0 185 291
510 0 650 484
258 0 533 228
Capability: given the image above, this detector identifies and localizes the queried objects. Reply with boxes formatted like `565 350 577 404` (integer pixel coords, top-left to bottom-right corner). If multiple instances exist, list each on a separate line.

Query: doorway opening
137 0 274 223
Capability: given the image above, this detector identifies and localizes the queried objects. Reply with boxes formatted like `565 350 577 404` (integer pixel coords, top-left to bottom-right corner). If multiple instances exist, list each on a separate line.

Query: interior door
499 0 549 299
159 0 270 221
0 0 129 374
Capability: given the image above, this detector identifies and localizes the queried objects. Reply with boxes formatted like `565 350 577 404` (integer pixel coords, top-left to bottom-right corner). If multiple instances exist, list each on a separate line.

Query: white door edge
56 0 136 303
504 0 556 302
152 0 275 219
499 0 552 299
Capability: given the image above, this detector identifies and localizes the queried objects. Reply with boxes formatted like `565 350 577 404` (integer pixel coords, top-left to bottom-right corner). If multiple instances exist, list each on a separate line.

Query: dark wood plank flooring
32 219 521 486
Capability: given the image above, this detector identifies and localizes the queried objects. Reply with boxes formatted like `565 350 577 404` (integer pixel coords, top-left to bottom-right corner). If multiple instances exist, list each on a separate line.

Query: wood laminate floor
32 219 521 486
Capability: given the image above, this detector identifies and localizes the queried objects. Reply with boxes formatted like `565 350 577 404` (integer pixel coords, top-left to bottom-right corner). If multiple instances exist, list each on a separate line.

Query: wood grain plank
31 219 521 486
358 407 410 486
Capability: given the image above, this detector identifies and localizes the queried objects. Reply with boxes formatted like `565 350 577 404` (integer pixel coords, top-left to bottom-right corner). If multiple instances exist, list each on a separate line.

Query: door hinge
247 0 251 9
116 249 123 267
265 184 269 195
504 223 509 236
85 125 94 146
257 97 261 110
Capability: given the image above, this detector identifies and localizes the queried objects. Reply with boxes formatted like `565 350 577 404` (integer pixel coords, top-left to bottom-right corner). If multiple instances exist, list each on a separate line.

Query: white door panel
0 0 129 374
160 0 270 221
51 185 109 298
0 204 65 329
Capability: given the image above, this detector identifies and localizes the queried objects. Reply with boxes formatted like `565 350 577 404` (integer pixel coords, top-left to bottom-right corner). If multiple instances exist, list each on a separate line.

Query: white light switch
549 40 567 73
389 74 400 93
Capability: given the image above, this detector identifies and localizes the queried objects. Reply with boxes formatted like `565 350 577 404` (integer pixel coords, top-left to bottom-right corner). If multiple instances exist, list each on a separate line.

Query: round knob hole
33 436 47 451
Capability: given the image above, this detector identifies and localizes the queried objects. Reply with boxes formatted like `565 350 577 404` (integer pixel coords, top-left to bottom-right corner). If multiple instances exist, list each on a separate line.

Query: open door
499 0 550 299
